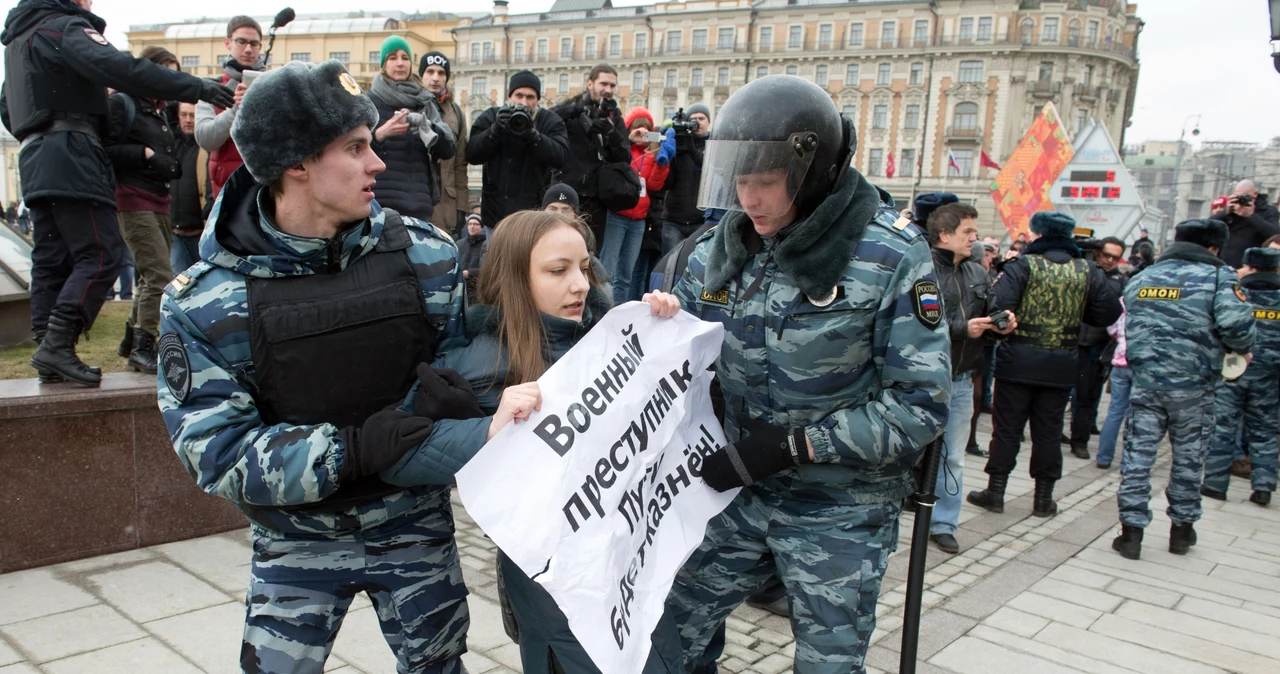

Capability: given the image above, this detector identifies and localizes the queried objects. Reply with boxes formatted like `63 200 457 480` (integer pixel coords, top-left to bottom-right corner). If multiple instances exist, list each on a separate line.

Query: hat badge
339 72 361 95
808 286 839 307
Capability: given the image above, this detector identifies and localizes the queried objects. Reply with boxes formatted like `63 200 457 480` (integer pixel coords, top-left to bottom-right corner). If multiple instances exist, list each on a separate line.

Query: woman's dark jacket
368 90 456 223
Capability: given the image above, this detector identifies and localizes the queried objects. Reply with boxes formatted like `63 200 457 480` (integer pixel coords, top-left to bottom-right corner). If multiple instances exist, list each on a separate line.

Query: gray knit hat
231 60 379 184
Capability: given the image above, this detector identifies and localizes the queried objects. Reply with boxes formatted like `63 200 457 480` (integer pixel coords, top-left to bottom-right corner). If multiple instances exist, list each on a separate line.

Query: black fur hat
1244 246 1280 270
231 60 379 184
1030 211 1076 238
1174 218 1229 251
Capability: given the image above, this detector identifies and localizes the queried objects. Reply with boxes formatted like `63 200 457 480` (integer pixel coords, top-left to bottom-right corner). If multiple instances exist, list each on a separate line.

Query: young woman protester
382 209 685 673
600 107 674 305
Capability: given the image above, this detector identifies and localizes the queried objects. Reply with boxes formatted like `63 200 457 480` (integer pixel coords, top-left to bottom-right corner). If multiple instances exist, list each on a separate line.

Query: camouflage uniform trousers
1117 387 1216 528
241 490 469 674
1203 370 1280 494
666 478 901 674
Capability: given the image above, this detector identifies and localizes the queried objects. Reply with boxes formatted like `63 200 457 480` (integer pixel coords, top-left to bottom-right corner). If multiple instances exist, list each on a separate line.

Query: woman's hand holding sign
642 291 681 318
489 382 542 440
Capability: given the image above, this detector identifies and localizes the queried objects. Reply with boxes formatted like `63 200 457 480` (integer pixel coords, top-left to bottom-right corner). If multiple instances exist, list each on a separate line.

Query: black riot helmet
697 75 857 219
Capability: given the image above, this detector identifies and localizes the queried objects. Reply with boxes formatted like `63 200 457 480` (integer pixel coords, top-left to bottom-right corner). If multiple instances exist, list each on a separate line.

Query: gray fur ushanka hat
231 60 379 184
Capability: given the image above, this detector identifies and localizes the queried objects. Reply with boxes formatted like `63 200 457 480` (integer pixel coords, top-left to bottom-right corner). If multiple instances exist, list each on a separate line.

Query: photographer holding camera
468 70 569 228
660 103 710 254
1212 179 1280 268
551 64 629 248
367 36 456 224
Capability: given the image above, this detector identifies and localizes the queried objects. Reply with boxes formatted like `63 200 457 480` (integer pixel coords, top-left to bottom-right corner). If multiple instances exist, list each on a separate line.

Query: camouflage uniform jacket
156 168 464 533
1124 242 1255 391
672 171 951 505
1241 271 1280 376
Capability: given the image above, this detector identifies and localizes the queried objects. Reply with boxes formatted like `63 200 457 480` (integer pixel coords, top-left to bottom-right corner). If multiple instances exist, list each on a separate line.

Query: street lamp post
1158 114 1201 248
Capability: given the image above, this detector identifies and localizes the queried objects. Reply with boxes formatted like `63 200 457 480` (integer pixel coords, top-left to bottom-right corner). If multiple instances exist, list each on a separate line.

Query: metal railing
945 125 983 140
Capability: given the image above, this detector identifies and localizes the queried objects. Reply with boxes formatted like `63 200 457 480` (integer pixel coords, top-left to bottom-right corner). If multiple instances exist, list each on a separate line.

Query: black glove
521 129 542 145
559 102 584 120
147 152 180 178
495 106 514 131
700 418 811 492
590 117 616 136
413 364 485 420
198 80 235 109
336 410 434 484
675 131 695 153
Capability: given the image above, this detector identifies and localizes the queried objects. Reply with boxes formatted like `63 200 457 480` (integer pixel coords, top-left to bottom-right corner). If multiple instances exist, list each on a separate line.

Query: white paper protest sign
456 302 736 674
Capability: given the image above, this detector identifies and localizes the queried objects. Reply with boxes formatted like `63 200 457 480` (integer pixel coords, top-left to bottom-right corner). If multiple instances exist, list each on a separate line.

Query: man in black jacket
468 70 568 228
1128 227 1155 272
550 64 629 249
660 103 710 254
1067 237 1127 459
1213 182 1280 268
928 202 1017 553
969 211 1122 518
0 0 233 386
169 101 206 276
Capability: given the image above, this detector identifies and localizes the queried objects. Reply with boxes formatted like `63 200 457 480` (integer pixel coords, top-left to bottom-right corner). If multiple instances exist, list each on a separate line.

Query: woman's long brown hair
476 210 598 385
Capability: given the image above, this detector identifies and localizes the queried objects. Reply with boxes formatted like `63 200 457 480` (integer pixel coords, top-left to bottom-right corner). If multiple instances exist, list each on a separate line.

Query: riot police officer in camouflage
664 75 952 674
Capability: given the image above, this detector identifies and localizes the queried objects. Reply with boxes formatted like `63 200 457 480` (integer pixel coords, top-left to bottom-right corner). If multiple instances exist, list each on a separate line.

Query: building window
718 27 735 50
1086 20 1099 45
610 34 621 57
1020 18 1034 44
1082 65 1093 87
1191 173 1205 194
953 102 978 130
881 21 896 47
877 63 891 86
873 105 887 129
977 17 993 41
369 50 380 63
815 65 828 86
789 25 802 49
560 37 572 59
818 24 833 49
717 67 729 87
289 52 310 62
952 149 973 177
909 62 923 85
959 18 973 42
760 26 773 50
1068 21 1081 46
905 104 920 129
901 149 916 177
848 22 863 46
869 149 883 176
514 40 525 61
473 76 488 95
914 20 929 45
537 39 549 60
559 73 569 92
692 29 707 51
181 55 200 68
483 42 494 61
664 107 676 121
842 105 857 118
471 43 480 62
692 68 704 88
958 60 984 83
1038 62 1054 82
1106 27 1114 47
217 55 230 66
666 69 677 88
329 51 349 63
585 36 596 57
846 63 859 84
631 71 643 91
1043 17 1059 42
635 33 647 57
666 30 682 53
757 65 768 79
1076 108 1088 133
786 65 798 76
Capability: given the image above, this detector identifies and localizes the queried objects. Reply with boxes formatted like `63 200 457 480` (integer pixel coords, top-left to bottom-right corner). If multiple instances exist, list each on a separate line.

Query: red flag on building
980 150 1002 170
885 152 896 178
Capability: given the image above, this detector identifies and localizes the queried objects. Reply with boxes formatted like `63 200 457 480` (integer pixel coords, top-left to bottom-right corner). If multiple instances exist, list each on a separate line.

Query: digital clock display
1062 186 1122 199
1069 170 1116 183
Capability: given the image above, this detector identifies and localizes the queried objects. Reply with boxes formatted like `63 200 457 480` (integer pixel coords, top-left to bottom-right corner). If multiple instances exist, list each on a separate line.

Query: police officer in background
969 212 1121 519
156 61 470 671
1113 219 1255 560
1202 246 1280 507
665 75 951 674
0 0 234 386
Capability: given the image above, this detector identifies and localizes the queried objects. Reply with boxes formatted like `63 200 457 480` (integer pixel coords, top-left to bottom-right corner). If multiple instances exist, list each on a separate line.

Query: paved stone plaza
2 415 1278 673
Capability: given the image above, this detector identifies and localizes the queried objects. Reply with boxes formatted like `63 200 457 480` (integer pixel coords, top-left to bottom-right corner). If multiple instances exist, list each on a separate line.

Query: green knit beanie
380 35 413 68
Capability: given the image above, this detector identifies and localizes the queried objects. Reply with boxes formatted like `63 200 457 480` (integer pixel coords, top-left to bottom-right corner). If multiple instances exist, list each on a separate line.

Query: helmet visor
696 134 817 217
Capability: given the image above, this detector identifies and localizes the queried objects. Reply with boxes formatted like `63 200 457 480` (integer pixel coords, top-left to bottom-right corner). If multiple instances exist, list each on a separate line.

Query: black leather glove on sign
700 418 812 492
336 410 434 484
413 365 485 420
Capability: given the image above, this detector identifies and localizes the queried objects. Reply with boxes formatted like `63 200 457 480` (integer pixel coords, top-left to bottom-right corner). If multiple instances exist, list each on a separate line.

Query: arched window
1020 18 1035 44
953 102 979 130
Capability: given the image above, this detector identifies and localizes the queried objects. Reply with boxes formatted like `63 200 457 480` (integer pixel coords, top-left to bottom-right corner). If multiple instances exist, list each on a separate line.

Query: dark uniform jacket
368 91 456 223
0 0 207 207
991 236 1122 388
169 132 207 232
105 95 179 198
1078 265 1128 348
1211 210 1280 268
933 246 992 377
661 132 707 225
549 93 629 202
467 105 568 227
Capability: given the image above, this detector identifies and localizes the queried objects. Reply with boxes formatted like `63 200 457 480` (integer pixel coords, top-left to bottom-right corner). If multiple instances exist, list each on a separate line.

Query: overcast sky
7 0 1278 147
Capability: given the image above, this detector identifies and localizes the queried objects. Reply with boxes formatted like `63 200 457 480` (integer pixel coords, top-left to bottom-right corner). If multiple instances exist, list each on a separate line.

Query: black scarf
371 74 435 113
1023 235 1081 258
1157 242 1224 267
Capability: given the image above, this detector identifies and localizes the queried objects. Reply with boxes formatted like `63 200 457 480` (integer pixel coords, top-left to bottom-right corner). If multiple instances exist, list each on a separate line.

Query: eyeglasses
1096 252 1120 262
232 38 262 49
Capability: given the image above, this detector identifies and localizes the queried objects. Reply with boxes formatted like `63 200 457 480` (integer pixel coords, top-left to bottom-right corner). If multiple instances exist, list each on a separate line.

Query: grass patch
0 301 136 380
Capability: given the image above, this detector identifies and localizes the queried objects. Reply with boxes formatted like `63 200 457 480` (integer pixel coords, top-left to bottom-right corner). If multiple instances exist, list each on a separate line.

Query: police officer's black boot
1111 525 1143 560
33 329 101 384
1200 485 1227 501
127 329 158 375
967 473 1008 513
1169 522 1197 555
1250 490 1271 507
1032 479 1058 518
30 315 101 387
116 321 134 358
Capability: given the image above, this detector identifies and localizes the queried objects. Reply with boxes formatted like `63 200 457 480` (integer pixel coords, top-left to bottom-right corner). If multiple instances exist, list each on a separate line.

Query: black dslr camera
670 107 699 134
1074 235 1102 252
1235 193 1254 207
990 310 1011 332
498 104 533 136
598 97 618 115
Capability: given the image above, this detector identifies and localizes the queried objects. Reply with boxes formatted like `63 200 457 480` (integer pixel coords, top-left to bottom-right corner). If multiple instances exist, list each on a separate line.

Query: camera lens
509 109 531 135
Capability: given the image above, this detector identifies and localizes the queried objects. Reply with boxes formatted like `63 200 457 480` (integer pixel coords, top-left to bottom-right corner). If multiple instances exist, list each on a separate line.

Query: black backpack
596 161 641 213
